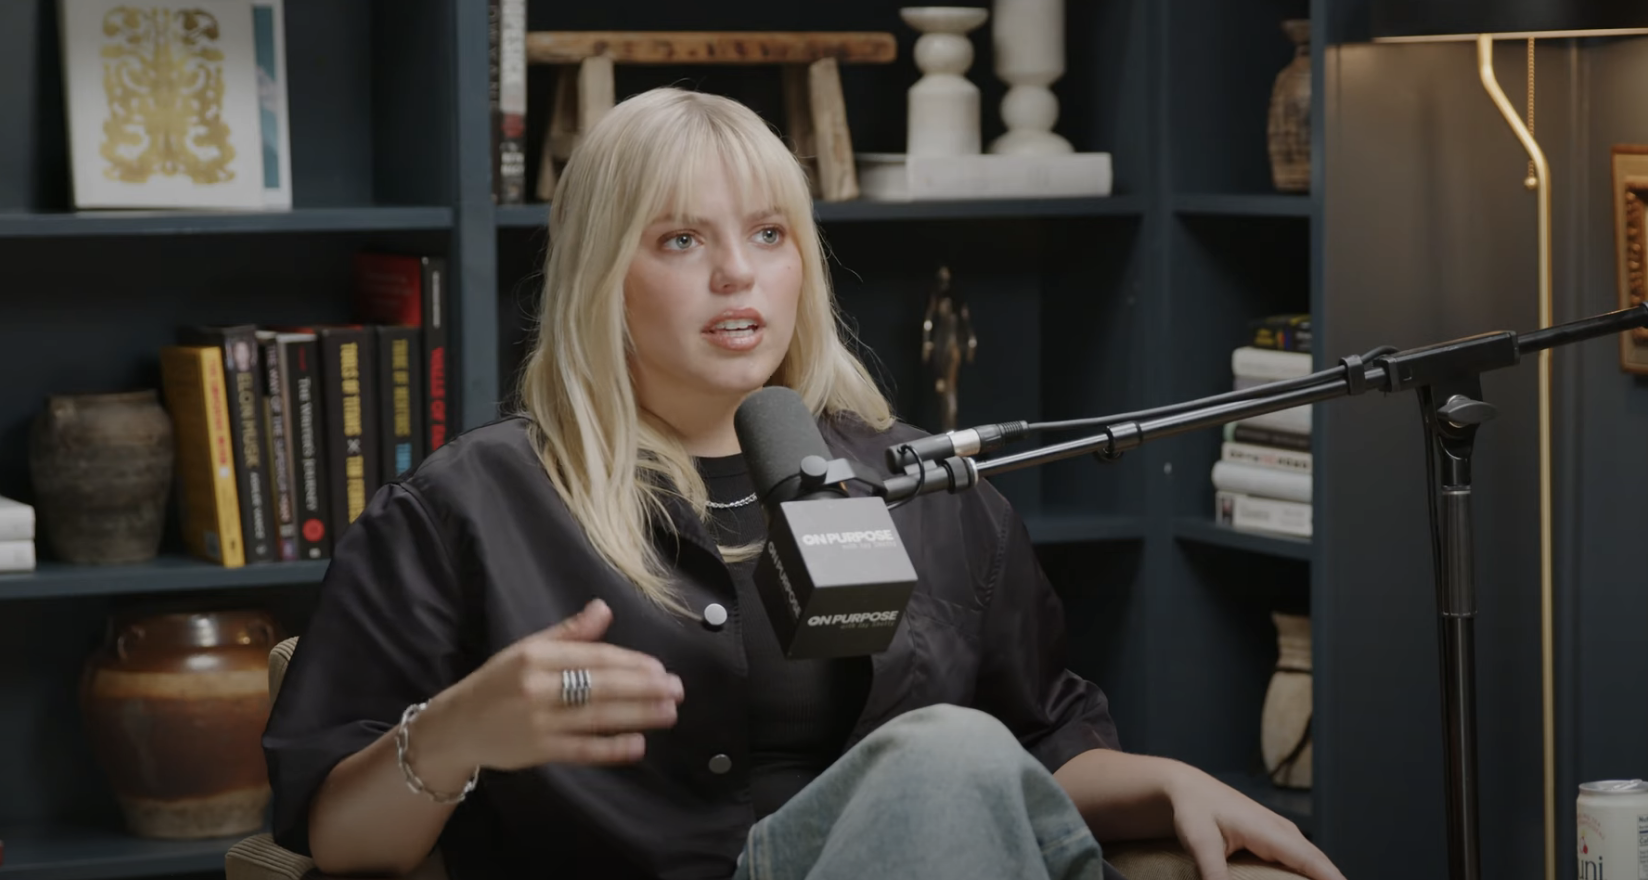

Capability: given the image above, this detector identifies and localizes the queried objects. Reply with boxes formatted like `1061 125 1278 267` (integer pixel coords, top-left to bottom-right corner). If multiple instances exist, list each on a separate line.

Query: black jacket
264 413 1121 880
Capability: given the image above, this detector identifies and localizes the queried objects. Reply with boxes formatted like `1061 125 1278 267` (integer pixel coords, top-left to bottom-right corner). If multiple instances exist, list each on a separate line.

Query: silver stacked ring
561 668 592 707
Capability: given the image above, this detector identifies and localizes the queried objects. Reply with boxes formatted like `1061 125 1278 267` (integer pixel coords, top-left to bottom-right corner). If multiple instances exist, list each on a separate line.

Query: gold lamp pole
1475 35 1556 880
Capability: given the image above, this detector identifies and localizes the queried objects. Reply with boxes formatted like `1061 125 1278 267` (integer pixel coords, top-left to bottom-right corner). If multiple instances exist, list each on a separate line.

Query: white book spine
0 539 36 572
1221 441 1314 474
1231 346 1313 381
1215 491 1312 538
1231 376 1314 434
1212 460 1312 503
1240 405 1312 435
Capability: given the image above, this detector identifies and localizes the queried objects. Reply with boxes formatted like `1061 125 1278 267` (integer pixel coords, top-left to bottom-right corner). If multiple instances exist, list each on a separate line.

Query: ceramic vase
1267 19 1311 193
902 7 991 156
29 390 173 564
81 608 281 839
989 0 1073 154
1261 611 1313 789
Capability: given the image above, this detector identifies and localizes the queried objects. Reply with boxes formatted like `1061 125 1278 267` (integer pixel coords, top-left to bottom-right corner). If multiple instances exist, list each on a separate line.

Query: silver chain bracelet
396 701 479 804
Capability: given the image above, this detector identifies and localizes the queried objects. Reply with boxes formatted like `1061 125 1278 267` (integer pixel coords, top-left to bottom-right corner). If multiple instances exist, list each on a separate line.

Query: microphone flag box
756 496 918 659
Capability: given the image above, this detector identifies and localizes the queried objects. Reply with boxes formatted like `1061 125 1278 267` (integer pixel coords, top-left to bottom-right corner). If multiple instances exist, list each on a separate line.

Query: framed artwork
1610 145 1648 374
60 0 266 209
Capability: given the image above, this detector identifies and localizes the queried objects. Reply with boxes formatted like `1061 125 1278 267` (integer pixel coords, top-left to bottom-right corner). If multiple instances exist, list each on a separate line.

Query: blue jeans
732 704 1119 880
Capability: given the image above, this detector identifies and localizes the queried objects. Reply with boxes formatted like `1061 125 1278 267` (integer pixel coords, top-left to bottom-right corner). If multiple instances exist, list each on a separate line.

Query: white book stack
1213 346 1314 539
0 495 36 573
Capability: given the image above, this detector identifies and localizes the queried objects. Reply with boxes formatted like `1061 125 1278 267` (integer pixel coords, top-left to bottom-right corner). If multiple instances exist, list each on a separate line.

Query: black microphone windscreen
735 386 832 504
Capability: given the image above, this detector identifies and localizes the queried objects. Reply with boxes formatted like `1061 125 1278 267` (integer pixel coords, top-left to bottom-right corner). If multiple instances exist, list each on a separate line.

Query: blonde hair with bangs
517 87 893 615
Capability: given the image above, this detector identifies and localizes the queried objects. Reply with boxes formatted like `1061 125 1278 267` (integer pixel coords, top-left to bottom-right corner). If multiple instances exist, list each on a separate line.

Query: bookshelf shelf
0 207 454 238
1171 516 1312 561
1022 512 1147 545
1212 771 1314 837
1171 194 1312 218
0 557 329 602
0 821 254 879
493 196 1144 229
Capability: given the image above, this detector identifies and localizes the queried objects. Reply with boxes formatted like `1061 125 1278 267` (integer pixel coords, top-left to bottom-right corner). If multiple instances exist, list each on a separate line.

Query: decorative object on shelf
251 0 292 209
1372 8 1648 876
1266 19 1311 193
1609 145 1648 374
988 0 1072 155
0 495 36 573
921 266 977 432
1261 612 1312 789
59 0 269 209
859 4 1111 202
28 390 173 565
81 607 282 839
854 151 1111 201
902 7 990 157
525 31 896 203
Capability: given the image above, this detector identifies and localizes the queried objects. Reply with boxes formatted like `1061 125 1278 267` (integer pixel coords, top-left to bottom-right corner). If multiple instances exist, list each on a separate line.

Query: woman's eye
664 233 695 251
755 227 783 245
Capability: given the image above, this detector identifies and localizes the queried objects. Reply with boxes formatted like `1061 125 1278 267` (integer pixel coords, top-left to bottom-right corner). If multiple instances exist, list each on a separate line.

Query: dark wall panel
1319 39 1578 878
1573 33 1648 858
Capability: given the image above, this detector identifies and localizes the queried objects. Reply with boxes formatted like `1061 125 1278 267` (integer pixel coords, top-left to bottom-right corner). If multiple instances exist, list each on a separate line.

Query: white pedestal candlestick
901 7 991 156
989 0 1073 155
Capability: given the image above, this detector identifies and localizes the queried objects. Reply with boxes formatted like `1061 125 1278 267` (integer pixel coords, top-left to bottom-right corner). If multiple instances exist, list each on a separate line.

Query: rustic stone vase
81 608 281 839
1266 19 1311 193
1261 611 1312 789
29 390 173 564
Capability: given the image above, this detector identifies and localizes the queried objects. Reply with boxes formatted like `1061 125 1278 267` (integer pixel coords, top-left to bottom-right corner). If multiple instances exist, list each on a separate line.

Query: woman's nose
710 246 755 294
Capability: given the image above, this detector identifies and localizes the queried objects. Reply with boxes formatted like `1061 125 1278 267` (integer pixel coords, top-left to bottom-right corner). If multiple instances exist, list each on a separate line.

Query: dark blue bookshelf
0 557 329 602
1171 193 1312 217
1022 512 1147 545
494 196 1144 230
0 207 453 238
1171 516 1313 561
0 823 253 880
1214 771 1314 838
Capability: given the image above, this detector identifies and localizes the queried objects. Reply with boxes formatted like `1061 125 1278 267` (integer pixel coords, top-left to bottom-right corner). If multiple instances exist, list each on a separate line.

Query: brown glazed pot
29 390 174 564
81 609 281 839
1267 18 1312 193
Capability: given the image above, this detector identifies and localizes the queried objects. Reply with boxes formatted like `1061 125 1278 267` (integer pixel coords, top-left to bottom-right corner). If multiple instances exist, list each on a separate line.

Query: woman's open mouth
703 309 765 351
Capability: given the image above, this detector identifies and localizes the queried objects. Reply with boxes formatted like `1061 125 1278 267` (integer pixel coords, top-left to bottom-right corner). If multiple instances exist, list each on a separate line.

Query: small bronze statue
921 266 977 432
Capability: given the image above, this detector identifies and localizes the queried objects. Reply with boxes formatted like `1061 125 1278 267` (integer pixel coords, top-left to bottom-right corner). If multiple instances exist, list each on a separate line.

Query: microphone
884 420 1029 471
734 387 919 659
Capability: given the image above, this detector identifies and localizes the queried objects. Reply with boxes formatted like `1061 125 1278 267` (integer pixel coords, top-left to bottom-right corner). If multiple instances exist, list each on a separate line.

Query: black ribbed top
695 452 873 820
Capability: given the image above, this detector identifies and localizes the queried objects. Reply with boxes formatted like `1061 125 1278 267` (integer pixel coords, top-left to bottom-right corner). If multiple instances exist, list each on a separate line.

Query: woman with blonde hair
263 87 1345 880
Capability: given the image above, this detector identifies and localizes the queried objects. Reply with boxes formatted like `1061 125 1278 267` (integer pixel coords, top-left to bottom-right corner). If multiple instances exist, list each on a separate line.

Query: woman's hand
1163 768 1345 880
415 598 684 779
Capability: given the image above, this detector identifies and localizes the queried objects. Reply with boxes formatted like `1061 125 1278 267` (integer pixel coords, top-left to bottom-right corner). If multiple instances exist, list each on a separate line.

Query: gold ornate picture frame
1610 145 1648 374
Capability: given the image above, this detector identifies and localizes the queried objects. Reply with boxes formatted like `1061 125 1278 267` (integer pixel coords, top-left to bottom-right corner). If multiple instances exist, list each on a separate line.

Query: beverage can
1578 779 1648 880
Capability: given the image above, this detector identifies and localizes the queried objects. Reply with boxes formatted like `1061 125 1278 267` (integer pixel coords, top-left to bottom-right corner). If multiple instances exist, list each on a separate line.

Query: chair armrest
1105 839 1310 880
225 833 315 880
224 832 451 880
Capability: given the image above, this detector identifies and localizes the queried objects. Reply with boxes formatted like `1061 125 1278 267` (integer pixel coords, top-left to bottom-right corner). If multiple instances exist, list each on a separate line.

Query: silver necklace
705 493 758 510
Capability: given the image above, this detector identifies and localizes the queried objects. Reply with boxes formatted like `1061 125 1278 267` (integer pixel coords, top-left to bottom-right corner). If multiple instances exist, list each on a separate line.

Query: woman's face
624 161 802 417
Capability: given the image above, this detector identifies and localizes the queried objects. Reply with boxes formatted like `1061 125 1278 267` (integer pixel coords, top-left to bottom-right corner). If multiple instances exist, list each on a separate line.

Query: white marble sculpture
901 7 991 156
989 0 1073 154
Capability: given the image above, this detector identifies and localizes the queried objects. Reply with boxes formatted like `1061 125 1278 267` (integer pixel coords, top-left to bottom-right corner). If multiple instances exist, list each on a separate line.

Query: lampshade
1371 0 1648 42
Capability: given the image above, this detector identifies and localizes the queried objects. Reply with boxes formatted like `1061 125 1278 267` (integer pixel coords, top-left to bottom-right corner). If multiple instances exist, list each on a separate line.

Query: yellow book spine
160 346 246 567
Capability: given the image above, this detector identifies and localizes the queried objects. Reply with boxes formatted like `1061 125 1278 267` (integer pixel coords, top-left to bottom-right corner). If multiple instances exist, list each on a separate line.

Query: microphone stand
879 303 1648 880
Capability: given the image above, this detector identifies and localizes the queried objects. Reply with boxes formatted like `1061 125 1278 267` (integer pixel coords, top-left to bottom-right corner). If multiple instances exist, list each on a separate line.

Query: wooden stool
526 31 897 202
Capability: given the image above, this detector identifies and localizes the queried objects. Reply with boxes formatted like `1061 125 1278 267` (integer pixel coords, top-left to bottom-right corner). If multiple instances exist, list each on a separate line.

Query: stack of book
0 495 35 573
160 251 450 568
1212 315 1313 539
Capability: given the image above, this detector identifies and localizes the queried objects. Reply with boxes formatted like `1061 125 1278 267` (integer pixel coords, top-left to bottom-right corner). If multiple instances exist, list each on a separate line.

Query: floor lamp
1367 4 1648 880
